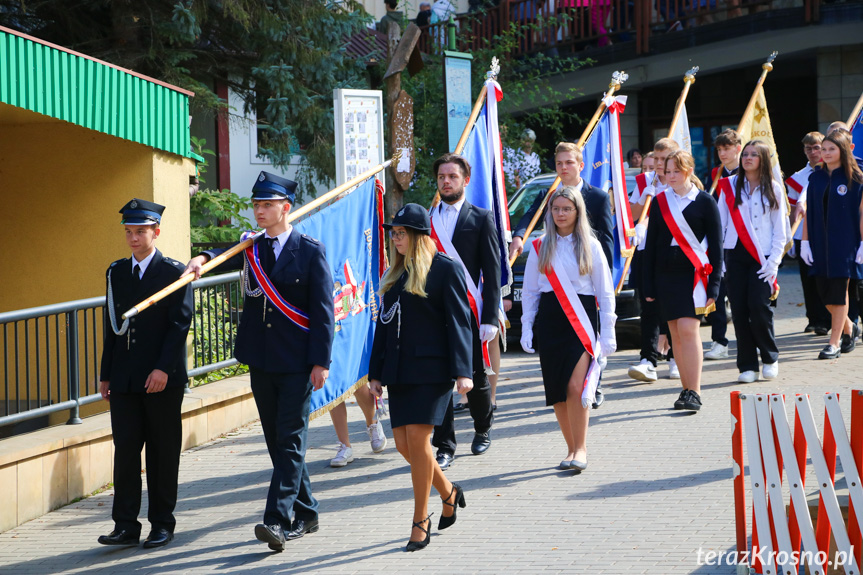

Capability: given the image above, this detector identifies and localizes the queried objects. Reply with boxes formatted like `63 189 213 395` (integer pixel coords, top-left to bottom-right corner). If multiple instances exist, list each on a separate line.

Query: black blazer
100 250 193 393
642 190 723 301
447 201 501 327
207 232 335 374
369 253 473 386
513 182 615 268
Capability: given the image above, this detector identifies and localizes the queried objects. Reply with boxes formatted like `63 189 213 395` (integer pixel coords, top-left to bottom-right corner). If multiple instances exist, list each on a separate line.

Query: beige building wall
817 44 863 134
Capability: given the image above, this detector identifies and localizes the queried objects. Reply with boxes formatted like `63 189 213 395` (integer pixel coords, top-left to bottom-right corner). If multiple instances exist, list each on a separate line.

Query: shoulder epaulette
163 258 186 270
436 252 454 261
300 234 320 245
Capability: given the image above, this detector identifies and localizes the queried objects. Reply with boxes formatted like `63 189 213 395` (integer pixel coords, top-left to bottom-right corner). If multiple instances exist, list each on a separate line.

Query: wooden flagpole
122 151 403 320
614 66 699 293
507 70 629 267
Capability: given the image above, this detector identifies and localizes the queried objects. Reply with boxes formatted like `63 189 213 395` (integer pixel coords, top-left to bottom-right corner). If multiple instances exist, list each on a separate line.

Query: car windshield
508 179 553 231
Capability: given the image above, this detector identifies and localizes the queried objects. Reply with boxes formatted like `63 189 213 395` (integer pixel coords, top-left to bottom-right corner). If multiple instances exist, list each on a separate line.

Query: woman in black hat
368 203 474 552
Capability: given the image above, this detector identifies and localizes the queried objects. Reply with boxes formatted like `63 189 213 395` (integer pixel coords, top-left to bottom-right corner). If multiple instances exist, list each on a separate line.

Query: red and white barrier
731 391 863 575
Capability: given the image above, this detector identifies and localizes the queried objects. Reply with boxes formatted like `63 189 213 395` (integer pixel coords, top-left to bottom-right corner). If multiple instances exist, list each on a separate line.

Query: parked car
504 173 642 347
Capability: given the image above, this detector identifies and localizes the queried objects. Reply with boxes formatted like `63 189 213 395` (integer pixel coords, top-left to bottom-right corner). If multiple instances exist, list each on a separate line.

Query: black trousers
110 386 184 534
250 368 318 530
432 330 493 456
707 277 729 346
794 239 831 328
631 249 673 366
725 245 779 372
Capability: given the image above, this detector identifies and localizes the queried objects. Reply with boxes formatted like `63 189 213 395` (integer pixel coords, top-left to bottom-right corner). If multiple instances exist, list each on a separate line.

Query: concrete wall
816 44 863 134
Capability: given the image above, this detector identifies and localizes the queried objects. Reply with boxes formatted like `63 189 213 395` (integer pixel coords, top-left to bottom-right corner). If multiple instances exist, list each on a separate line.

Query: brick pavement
0 263 860 574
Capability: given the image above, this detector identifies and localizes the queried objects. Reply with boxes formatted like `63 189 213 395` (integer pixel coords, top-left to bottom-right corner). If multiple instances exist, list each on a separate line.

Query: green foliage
190 287 248 386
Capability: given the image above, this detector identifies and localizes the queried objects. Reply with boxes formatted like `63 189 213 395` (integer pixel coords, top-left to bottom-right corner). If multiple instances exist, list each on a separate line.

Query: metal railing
0 272 243 432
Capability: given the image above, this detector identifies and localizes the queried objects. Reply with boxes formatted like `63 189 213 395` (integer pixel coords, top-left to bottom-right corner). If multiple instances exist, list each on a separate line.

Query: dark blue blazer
513 182 615 268
206 232 335 374
369 253 473 386
806 167 863 279
100 250 193 393
449 201 501 327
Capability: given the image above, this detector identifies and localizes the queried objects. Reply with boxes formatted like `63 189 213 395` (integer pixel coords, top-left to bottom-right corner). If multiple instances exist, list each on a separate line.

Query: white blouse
521 234 616 336
718 177 788 266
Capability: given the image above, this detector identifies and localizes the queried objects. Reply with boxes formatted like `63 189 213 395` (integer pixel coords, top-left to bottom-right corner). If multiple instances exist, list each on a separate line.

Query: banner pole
507 70 629 267
615 67 699 294
122 152 402 320
846 91 863 128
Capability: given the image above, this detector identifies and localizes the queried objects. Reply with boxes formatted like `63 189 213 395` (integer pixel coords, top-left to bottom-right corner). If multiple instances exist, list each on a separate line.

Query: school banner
295 177 386 420
738 87 783 185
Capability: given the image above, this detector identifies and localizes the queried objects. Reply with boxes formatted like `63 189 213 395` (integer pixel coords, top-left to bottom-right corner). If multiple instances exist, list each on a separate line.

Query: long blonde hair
379 230 437 297
665 150 705 190
538 187 594 276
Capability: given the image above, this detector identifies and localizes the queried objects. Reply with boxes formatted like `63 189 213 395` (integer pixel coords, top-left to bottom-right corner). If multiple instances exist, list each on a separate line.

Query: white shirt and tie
436 197 465 241
131 249 157 279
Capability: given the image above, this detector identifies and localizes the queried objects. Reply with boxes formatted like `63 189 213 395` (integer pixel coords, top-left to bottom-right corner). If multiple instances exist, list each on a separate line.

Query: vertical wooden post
385 21 403 218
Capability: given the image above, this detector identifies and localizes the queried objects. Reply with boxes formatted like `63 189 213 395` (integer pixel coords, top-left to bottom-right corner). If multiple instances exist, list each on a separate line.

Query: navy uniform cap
119 198 165 225
252 171 298 203
383 203 431 235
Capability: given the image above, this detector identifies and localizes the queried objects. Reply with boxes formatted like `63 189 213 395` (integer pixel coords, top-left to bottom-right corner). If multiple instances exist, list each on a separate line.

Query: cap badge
130 200 138 208
259 173 266 182
397 208 405 217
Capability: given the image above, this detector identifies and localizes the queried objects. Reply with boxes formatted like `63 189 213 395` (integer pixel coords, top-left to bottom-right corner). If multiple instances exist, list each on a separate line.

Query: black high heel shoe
438 483 466 530
405 513 432 552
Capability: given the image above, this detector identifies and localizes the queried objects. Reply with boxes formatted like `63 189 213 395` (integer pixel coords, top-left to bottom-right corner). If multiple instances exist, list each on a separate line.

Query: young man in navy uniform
98 199 193 549
429 153 500 470
184 172 334 552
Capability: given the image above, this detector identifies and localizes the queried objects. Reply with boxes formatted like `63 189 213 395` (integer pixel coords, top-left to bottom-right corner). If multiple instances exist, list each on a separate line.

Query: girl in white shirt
520 187 616 472
718 139 788 382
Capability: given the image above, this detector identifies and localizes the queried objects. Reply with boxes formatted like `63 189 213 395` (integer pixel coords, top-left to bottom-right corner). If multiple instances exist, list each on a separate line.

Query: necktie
133 264 141 281
263 238 277 274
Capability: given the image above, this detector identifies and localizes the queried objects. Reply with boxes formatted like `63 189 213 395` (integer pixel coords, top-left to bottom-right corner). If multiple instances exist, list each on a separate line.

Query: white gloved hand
757 260 780 285
599 355 608 370
599 336 617 357
637 185 656 205
240 230 258 243
856 241 863 264
634 223 647 246
479 323 499 343
520 328 535 354
800 240 814 266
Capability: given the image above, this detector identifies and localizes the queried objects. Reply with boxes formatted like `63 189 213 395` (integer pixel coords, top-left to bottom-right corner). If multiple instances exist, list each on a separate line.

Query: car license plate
512 288 522 301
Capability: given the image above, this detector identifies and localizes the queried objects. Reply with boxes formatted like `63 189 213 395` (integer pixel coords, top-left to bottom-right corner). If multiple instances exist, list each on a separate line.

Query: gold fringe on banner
309 376 369 422
626 228 636 237
620 247 635 258
696 302 717 317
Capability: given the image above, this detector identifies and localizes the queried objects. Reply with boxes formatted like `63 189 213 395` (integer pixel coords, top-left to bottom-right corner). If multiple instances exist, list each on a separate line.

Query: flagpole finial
763 51 778 72
391 148 403 164
684 66 699 84
487 57 500 81
610 71 629 89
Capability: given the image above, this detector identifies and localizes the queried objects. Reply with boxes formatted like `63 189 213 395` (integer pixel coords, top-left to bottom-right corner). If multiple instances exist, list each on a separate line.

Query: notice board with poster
443 51 473 153
334 89 385 191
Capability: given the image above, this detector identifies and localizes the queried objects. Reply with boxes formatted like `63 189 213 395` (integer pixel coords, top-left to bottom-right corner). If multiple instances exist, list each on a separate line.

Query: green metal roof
0 25 193 158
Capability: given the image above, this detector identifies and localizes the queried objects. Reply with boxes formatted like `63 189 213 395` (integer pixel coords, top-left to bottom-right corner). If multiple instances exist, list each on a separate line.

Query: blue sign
444 52 473 152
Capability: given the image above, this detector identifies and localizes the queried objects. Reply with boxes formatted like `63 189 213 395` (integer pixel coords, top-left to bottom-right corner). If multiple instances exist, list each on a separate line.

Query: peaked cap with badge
252 171 298 203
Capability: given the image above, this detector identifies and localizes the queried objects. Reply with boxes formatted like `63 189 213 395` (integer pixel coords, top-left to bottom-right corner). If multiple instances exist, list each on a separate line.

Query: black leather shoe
592 389 604 409
673 390 687 410
471 432 491 455
97 529 140 546
405 514 432 552
285 517 319 541
814 325 830 336
255 523 286 552
438 483 466 530
819 344 841 360
453 401 469 413
142 528 173 549
841 324 860 354
436 452 454 470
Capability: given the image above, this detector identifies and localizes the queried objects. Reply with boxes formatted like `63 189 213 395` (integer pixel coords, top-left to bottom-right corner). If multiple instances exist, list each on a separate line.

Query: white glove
634 223 647 247
856 241 863 264
599 336 617 357
637 185 656 205
520 328 535 354
800 240 813 266
599 355 608 370
757 260 780 286
479 324 499 343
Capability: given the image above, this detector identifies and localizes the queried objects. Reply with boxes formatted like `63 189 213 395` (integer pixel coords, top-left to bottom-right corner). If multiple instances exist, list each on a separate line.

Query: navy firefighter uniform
99 199 193 549
200 172 335 551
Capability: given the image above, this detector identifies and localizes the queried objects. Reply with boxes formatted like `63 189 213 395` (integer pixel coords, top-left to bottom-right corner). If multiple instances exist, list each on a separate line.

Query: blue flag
852 108 863 161
295 177 385 419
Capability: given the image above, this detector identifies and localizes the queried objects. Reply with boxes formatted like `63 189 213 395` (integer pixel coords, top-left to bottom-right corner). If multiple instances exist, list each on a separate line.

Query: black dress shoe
471 432 491 455
841 324 860 354
142 528 174 549
436 452 454 470
255 523 286 552
453 401 469 413
673 390 687 410
819 344 841 360
405 514 432 552
804 323 815 333
592 389 604 409
438 483 466 530
285 517 319 541
97 529 140 546
681 389 702 411
814 325 830 336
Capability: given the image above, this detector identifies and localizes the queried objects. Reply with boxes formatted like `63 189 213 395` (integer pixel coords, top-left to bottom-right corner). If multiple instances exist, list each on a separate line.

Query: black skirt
656 246 701 321
386 382 453 428
535 291 598 406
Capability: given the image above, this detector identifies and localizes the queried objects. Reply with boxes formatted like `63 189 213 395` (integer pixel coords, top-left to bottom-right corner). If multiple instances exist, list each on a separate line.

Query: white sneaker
737 370 758 383
627 359 658 382
668 359 680 379
330 442 354 467
704 342 729 360
367 422 387 453
762 362 779 380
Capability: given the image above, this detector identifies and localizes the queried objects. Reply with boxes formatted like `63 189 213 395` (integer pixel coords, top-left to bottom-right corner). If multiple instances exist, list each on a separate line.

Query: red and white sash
718 177 780 295
655 189 715 315
245 241 310 333
429 209 493 374
631 171 653 206
784 166 811 206
532 237 602 407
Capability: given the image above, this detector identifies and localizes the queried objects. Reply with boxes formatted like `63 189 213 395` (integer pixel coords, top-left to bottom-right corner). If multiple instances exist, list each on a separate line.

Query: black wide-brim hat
383 203 431 235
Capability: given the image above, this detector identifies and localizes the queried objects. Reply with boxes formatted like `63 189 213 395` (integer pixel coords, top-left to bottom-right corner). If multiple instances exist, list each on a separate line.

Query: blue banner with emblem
294 177 385 419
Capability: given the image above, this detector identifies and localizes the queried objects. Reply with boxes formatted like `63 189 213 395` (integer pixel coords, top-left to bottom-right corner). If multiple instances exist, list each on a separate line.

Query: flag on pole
737 87 783 185
670 102 692 153
294 176 386 420
462 78 512 294
581 96 633 288
851 105 863 156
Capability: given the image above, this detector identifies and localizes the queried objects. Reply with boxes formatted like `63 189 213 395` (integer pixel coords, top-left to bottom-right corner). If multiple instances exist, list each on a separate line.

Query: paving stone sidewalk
0 264 860 574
